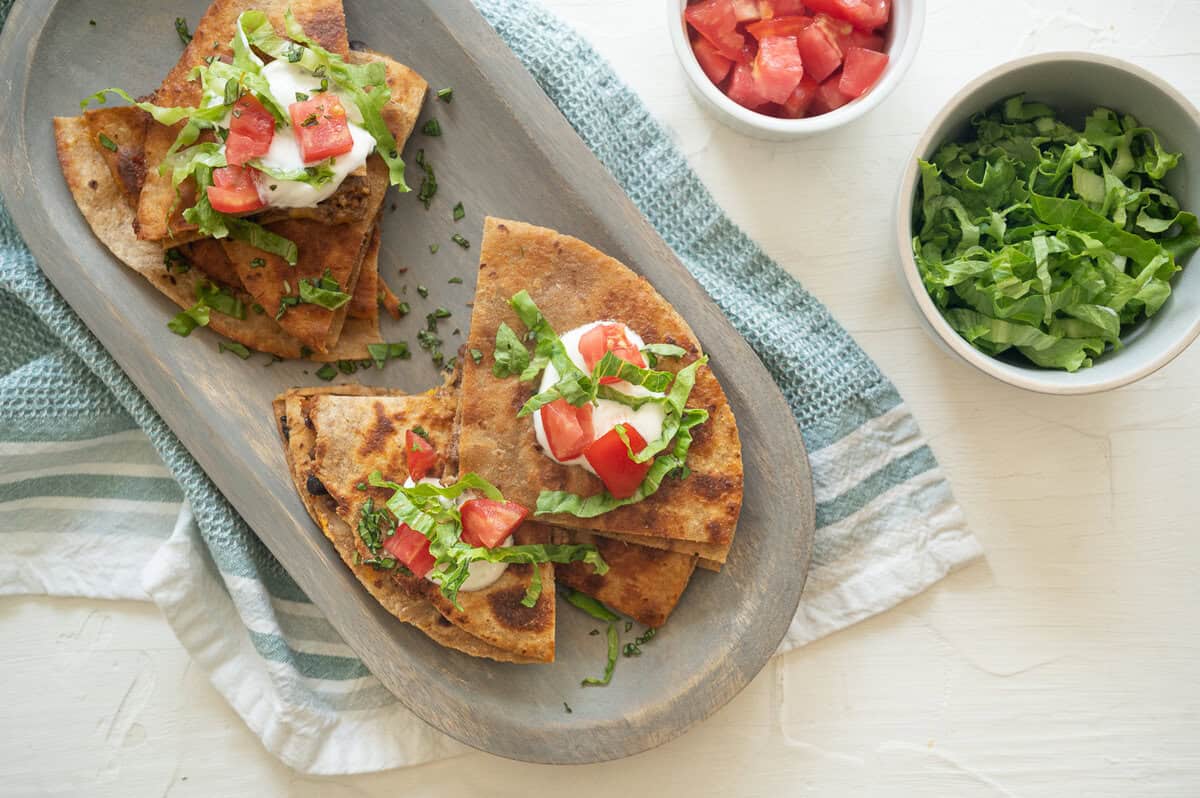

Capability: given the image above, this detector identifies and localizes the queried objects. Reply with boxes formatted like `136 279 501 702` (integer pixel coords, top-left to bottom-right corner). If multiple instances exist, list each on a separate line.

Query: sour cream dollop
404 477 510 592
531 321 667 476
247 61 375 208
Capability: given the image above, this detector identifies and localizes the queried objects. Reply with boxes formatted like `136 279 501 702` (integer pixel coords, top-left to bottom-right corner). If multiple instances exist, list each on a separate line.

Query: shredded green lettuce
914 96 1198 371
298 269 351 310
563 589 620 622
491 322 530 378
582 624 619 687
366 472 607 609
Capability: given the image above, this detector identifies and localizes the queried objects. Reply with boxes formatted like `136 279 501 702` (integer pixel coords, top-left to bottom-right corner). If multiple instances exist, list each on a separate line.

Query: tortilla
83 107 149 206
135 0 365 242
554 529 697 628
456 218 743 562
348 225 382 322
307 391 557 663
592 530 730 572
274 386 538 664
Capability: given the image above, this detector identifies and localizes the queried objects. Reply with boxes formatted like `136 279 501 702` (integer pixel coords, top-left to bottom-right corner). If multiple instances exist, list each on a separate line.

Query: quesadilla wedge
306 391 560 663
457 218 744 566
274 386 539 664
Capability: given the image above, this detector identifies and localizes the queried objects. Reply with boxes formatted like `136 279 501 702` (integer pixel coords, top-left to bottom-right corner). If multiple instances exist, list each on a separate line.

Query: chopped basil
218 341 251 359
251 303 264 314
337 359 358 374
252 159 336 187
469 348 483 365
448 276 463 284
175 16 192 45
300 112 318 127
429 244 439 254
452 202 464 222
167 302 210 337
623 627 656 657
97 133 118 152
250 257 266 269
298 269 352 310
315 364 337 381
436 87 453 102
422 118 442 137
223 79 240 106
89 19 96 26
163 249 190 274
367 471 607 609
563 702 573 714
491 322 530 378
582 624 619 687
415 149 437 209
589 629 600 636
295 91 309 101
451 233 470 249
299 346 313 358
410 425 430 441
416 329 441 351
398 301 410 316
417 284 429 298
195 279 245 319
564 589 619 622
432 307 451 320
640 343 688 367
275 294 300 320
366 341 411 369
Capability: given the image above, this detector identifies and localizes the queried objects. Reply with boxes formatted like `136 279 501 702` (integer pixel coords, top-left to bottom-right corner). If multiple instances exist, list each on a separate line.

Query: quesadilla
274 386 540 664
456 218 744 567
304 390 559 663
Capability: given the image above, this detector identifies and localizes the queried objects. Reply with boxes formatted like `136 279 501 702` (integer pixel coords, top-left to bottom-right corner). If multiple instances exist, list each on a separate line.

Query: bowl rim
667 0 926 136
895 50 1200 395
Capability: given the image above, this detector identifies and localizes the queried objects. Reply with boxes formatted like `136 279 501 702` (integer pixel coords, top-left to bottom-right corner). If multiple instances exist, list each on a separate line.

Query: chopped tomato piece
684 0 748 62
725 63 769 109
811 74 851 114
840 28 886 52
207 165 265 214
746 15 813 40
540 398 595 461
288 95 354 164
405 429 438 482
585 425 653 500
804 0 891 31
812 11 854 42
460 499 529 549
730 0 760 21
579 323 647 385
691 35 734 85
795 24 844 82
382 523 436 577
780 75 820 118
752 35 805 104
838 46 889 98
224 95 275 166
758 0 806 16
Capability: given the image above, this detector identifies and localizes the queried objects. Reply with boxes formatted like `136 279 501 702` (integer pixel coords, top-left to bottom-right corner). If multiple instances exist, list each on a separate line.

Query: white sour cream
403 477 510 593
532 321 667 476
245 61 375 208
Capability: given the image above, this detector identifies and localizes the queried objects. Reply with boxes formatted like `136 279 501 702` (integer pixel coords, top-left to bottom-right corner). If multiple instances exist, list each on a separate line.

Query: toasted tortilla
554 529 697 628
136 0 362 241
307 391 556 663
56 111 384 360
274 386 537 664
348 225 382 322
456 218 744 562
83 107 149 206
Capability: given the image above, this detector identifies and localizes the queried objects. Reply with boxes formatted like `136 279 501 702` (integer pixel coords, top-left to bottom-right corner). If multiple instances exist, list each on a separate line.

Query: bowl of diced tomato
670 0 923 139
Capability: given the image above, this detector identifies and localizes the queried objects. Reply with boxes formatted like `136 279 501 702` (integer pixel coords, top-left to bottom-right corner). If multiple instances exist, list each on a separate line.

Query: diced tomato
795 24 844 82
288 95 354 164
382 523 436 577
685 0 748 62
752 35 805 104
746 15 813 40
730 0 760 21
540 398 595 461
691 35 734 85
838 46 889 98
757 0 806 17
812 11 854 42
579 323 647 385
811 74 851 114
841 28 886 52
207 165 265 214
585 425 653 500
459 499 529 549
780 75 820 118
224 95 275 166
405 429 438 482
725 63 769 109
804 0 891 31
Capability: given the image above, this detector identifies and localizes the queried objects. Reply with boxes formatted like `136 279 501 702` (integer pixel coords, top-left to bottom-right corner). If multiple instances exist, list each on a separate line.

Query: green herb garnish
436 87 453 102
582 624 619 687
469 348 483 365
417 284 429 298
250 257 266 268
451 233 470 249
415 148 437 208
448 276 463 284
167 302 210 337
564 589 619 622
422 118 442 137
366 341 411 369
97 133 117 152
298 269 351 310
452 202 465 222
429 244 439 254
175 17 192 45
218 341 251 359
315 364 337 381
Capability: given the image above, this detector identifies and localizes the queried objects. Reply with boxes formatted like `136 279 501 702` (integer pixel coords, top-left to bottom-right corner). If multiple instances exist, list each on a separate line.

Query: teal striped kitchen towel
0 0 981 775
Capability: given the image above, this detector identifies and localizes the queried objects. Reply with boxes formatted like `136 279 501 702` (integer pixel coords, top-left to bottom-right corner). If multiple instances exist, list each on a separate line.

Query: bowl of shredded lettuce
897 52 1200 394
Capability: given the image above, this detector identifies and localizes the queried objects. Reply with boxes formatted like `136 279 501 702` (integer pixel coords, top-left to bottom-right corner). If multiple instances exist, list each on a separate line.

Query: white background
3 0 1199 795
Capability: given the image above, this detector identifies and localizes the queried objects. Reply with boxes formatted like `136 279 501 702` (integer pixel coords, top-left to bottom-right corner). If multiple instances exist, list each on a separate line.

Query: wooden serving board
0 0 814 763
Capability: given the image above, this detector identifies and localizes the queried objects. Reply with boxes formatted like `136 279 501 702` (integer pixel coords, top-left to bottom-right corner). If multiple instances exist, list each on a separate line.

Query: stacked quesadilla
54 0 425 361
276 219 743 663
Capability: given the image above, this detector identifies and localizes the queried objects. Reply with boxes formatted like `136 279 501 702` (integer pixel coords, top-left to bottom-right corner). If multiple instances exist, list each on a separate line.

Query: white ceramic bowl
668 0 924 140
896 52 1200 395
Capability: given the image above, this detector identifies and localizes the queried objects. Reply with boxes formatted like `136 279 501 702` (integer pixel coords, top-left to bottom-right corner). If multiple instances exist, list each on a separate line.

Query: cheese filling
532 321 668 476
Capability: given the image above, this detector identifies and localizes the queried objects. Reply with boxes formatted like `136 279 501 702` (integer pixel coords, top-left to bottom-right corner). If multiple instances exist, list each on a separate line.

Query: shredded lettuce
491 321 531 378
914 96 1197 371
564 589 620 622
366 472 607 609
298 269 351 310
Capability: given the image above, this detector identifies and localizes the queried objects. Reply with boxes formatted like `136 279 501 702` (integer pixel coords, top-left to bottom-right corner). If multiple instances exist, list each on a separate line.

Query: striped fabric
0 0 980 775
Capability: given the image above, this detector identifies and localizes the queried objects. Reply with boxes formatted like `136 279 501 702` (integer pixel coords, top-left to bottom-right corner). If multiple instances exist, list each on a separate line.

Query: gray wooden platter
0 0 815 764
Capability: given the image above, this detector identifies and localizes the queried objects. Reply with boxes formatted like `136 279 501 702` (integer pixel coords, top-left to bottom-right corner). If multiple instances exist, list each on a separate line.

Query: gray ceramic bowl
896 52 1200 394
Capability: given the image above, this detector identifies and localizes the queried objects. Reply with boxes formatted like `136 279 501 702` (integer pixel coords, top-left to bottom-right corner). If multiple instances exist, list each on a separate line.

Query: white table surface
4 0 1200 795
